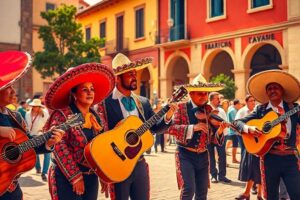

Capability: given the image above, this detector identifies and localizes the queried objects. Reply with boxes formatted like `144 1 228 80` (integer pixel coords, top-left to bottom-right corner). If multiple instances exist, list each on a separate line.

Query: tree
33 5 101 78
210 74 237 100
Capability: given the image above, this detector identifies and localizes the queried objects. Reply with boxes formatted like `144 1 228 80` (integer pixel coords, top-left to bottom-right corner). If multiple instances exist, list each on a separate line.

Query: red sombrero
0 51 31 91
45 63 115 110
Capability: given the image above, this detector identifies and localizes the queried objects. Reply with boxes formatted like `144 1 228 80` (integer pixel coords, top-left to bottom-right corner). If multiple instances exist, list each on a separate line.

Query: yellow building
32 0 80 97
76 0 159 100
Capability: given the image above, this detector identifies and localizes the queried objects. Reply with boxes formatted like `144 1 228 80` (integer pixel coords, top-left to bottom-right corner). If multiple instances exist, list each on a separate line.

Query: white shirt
25 109 49 136
210 104 229 136
235 105 253 120
112 87 139 118
266 101 291 138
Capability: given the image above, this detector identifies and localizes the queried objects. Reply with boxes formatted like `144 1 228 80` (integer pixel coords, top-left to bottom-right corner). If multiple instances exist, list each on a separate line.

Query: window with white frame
251 0 270 8
210 0 224 18
206 0 226 22
248 0 273 13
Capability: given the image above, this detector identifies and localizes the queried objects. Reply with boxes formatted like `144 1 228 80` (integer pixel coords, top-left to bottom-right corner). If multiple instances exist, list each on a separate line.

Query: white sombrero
184 74 224 92
247 70 300 103
112 53 152 75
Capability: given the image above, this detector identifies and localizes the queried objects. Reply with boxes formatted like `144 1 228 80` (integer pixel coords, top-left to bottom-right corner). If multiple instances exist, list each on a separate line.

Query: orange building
158 0 300 100
76 0 160 100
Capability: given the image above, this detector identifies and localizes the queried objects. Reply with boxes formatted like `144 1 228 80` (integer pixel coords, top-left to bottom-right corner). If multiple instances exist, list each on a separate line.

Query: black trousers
0 184 22 200
54 166 99 200
178 148 209 200
264 153 300 200
207 143 227 179
113 159 149 200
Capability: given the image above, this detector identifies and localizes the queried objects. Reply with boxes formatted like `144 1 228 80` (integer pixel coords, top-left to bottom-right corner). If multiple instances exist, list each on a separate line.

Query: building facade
76 0 160 100
158 0 300 100
0 0 80 99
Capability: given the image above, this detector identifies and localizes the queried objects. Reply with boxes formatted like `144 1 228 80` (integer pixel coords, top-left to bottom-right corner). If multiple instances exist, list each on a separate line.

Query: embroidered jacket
168 101 224 152
44 106 104 185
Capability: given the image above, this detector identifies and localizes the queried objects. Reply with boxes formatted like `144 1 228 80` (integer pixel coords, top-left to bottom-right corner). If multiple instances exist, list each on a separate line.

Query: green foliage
210 74 237 100
33 5 101 78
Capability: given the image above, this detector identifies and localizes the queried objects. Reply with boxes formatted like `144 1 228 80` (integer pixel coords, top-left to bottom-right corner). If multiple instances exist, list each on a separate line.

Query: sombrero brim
115 63 150 75
0 51 31 91
113 57 153 75
185 86 224 92
45 63 115 110
247 70 300 103
185 81 224 92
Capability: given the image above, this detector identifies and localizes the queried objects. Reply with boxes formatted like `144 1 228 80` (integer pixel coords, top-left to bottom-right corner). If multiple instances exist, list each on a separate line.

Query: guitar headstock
60 113 85 131
170 86 188 103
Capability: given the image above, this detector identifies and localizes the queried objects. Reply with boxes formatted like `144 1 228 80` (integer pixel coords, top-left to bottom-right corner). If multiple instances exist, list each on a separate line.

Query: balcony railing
156 24 189 44
105 38 129 55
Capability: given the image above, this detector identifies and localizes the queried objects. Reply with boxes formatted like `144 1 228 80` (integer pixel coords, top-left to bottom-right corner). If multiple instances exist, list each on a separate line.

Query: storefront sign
248 33 275 44
205 41 231 50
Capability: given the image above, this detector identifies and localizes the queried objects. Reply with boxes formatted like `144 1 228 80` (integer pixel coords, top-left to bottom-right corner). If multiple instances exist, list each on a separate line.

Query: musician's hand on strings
193 122 208 133
46 129 64 147
0 126 16 141
73 178 85 196
165 103 178 121
216 121 229 135
248 126 263 137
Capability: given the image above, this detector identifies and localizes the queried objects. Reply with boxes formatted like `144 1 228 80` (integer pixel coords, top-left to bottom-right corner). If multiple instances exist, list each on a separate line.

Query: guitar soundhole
125 131 139 146
3 143 21 163
262 122 272 133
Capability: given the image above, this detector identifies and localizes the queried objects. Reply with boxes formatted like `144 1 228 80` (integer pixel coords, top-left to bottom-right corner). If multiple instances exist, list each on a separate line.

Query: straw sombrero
184 74 224 92
247 70 300 104
29 99 44 107
112 53 152 75
0 51 31 91
45 63 115 110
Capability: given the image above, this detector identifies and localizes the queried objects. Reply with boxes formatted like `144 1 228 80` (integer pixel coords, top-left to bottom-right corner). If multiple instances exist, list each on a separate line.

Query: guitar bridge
111 142 126 161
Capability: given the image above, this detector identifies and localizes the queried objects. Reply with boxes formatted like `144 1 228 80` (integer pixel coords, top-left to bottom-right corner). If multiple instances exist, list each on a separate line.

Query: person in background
221 99 230 113
208 92 231 183
25 98 50 181
6 94 18 111
154 99 166 153
17 100 28 119
226 99 243 163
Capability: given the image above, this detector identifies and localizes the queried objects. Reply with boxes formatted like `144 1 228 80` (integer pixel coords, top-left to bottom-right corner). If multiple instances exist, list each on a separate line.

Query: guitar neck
18 123 69 153
272 105 300 126
135 105 170 136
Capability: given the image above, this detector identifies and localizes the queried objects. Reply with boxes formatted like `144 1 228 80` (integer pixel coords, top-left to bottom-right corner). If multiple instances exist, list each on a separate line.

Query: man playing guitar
0 51 63 200
233 70 300 200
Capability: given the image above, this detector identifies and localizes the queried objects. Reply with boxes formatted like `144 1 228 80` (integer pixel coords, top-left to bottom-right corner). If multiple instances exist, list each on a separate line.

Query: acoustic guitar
0 113 84 196
84 86 188 183
242 105 299 156
211 105 300 156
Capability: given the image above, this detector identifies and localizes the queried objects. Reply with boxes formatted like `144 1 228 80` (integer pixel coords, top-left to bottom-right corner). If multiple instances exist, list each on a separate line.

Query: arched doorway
166 56 189 97
250 44 282 76
210 51 234 80
140 68 150 98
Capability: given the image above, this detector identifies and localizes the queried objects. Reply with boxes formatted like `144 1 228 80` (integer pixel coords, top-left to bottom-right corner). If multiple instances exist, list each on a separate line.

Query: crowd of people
0 50 299 200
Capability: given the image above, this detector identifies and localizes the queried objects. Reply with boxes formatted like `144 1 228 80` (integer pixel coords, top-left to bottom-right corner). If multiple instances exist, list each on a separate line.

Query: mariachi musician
96 53 177 200
0 51 63 200
233 70 300 200
168 74 228 200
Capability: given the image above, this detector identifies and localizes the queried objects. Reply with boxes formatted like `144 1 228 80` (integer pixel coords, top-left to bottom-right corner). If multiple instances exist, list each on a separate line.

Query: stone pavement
21 145 248 200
